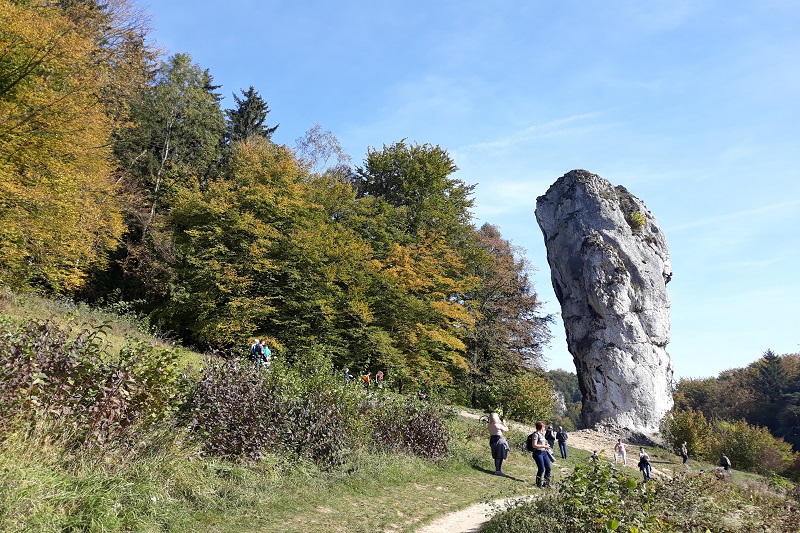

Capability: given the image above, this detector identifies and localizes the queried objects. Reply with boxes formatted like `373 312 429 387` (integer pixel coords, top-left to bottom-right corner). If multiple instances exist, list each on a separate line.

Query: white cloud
456 113 607 153
666 200 800 233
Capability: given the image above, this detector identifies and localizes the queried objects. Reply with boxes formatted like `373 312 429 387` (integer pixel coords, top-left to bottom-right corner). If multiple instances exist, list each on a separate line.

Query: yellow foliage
0 2 123 291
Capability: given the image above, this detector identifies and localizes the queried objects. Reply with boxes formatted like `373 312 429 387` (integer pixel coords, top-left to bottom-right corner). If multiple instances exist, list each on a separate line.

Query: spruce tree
225 86 278 143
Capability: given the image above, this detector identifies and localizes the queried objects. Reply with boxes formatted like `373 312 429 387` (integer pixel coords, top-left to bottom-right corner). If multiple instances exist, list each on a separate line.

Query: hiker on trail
590 450 599 461
544 425 556 451
258 340 271 368
487 412 510 476
719 454 731 471
530 421 552 488
680 441 689 465
638 448 651 482
375 370 384 388
555 426 569 459
249 339 264 364
343 368 354 384
614 438 627 466
363 372 371 388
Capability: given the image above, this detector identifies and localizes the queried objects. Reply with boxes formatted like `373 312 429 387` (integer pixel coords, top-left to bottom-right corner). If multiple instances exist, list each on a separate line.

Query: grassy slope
0 290 778 532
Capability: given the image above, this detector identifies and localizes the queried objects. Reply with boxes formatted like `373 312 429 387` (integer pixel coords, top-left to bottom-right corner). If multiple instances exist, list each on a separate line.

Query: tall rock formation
535 170 673 433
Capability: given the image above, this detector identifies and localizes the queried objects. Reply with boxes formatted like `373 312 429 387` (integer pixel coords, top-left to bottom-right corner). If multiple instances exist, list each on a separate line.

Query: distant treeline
674 349 800 452
0 0 552 403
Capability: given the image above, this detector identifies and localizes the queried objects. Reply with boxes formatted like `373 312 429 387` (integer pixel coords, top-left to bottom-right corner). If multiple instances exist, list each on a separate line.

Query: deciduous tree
0 1 125 291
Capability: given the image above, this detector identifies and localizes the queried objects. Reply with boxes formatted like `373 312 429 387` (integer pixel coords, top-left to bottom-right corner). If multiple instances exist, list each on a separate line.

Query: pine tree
225 86 278 143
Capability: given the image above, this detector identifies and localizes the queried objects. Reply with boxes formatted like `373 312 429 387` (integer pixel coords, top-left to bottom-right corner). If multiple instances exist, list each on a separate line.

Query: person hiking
680 441 689 465
614 438 627 466
375 370 384 388
530 421 552 487
363 372 371 388
343 368 354 384
638 448 651 482
258 340 271 368
487 412 510 476
719 454 731 471
544 425 556 452
249 339 264 364
555 426 569 459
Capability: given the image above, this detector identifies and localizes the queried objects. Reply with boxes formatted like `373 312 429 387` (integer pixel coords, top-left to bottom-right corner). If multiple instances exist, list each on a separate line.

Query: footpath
415 411 676 533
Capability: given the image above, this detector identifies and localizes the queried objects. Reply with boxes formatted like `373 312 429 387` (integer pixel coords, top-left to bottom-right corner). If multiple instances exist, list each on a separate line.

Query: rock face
535 170 673 433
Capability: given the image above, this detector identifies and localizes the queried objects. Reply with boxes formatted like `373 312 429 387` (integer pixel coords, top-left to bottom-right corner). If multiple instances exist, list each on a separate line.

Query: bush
485 461 800 532
184 351 355 466
0 318 185 444
370 396 452 460
628 211 646 230
711 419 795 475
476 371 553 423
660 408 716 460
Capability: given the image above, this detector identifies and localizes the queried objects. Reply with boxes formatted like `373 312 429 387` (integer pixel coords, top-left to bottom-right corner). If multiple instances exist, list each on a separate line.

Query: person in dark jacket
555 426 569 459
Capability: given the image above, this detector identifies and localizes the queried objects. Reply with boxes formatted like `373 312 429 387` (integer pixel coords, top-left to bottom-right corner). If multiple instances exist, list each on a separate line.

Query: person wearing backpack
529 421 552 488
249 339 263 364
258 340 271 368
638 448 651 482
544 425 556 451
487 412 510 476
555 426 569 459
719 453 731 471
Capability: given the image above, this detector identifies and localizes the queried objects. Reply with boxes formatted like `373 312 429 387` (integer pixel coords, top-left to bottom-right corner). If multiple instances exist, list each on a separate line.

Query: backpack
525 432 535 452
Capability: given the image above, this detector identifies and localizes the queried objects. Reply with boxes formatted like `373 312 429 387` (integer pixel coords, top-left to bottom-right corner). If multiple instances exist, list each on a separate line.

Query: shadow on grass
471 465 526 482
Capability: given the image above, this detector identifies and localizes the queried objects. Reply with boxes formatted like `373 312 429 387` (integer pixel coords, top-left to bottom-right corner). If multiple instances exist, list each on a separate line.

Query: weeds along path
414 411 675 533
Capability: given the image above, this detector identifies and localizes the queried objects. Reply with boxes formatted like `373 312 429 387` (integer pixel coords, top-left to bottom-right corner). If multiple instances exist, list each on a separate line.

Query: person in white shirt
614 438 627 466
487 412 509 476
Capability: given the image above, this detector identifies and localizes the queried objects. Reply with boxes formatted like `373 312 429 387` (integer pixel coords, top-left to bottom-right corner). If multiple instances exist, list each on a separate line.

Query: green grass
0 287 204 368
0 415 565 532
1 289 793 531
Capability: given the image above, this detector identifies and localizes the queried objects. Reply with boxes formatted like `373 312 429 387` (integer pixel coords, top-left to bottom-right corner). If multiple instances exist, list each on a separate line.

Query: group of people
487 415 569 488
343 368 385 389
484 420 704 486
248 339 272 368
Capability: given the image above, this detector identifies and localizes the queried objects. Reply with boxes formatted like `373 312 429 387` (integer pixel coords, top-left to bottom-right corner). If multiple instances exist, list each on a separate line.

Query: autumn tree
464 224 552 406
0 1 129 291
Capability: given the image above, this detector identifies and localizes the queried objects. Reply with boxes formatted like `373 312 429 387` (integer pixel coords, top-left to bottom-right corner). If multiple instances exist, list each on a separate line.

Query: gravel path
414 412 668 533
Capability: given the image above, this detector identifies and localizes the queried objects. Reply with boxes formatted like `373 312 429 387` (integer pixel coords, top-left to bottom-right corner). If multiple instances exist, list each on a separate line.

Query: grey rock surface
535 170 673 433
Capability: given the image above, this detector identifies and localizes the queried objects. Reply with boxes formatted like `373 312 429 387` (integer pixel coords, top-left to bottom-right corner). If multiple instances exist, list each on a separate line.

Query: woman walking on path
530 421 552 488
680 441 689 464
614 438 627 466
487 413 509 476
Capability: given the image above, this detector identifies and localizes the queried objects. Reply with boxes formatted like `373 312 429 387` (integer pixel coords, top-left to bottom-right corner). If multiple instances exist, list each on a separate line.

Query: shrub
0 318 185 444
711 419 795 475
370 396 452 461
476 371 553 423
485 461 800 532
628 211 646 230
660 408 716 460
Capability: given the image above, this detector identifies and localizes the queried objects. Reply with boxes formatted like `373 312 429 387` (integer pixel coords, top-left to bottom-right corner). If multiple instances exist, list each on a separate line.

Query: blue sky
145 0 799 379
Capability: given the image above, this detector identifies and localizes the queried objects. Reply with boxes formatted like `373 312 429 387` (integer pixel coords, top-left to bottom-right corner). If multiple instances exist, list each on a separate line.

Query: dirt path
414 412 671 533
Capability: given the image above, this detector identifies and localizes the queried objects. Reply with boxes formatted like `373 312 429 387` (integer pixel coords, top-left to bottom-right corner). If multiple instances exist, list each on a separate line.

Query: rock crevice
535 170 673 433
